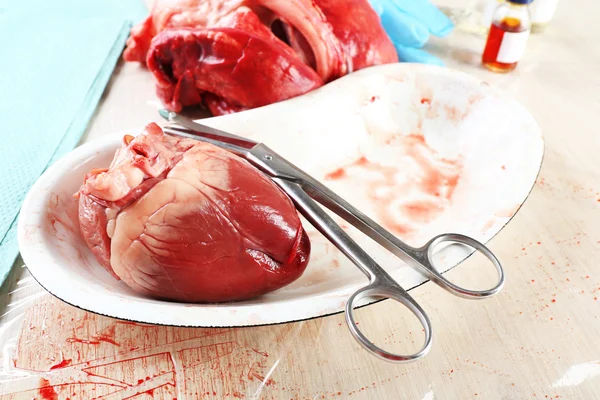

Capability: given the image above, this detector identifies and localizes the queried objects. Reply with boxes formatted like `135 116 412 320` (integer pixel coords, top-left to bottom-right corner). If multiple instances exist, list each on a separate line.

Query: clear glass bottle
530 0 560 33
441 0 504 38
481 0 532 73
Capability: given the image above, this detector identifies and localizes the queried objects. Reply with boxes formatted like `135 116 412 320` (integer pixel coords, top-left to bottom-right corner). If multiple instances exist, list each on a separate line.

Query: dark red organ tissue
124 0 398 115
75 123 310 302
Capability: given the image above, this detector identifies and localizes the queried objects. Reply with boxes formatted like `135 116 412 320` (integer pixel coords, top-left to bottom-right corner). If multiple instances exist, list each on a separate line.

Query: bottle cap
507 0 534 4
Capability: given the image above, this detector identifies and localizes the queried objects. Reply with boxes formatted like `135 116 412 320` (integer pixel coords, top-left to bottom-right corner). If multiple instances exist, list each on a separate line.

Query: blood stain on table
90 324 120 346
66 337 102 345
252 348 269 357
38 378 58 400
4 297 289 399
50 358 72 370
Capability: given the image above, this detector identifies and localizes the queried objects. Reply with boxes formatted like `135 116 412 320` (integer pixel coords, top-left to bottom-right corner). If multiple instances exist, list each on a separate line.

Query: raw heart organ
76 123 310 303
124 0 398 115
146 9 325 115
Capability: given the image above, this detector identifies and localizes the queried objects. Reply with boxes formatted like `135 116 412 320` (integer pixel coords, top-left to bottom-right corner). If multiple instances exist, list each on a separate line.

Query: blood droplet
49 358 72 370
38 378 58 400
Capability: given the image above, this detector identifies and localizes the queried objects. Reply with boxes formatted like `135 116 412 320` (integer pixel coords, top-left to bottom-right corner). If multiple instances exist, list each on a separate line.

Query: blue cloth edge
0 20 134 287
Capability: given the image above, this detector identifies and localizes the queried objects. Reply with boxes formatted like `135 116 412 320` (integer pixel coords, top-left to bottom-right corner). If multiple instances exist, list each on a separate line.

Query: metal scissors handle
160 110 505 363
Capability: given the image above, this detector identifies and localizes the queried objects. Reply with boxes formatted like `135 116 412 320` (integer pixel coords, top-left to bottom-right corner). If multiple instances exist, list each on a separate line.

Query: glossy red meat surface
76 123 310 303
124 0 398 115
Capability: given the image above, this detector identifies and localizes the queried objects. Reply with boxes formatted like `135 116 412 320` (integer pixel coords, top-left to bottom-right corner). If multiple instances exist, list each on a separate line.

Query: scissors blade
161 125 251 157
159 110 312 183
159 109 258 153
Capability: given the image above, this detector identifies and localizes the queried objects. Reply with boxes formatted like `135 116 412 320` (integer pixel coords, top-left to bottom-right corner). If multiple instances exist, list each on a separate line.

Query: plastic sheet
0 265 327 400
3 252 600 399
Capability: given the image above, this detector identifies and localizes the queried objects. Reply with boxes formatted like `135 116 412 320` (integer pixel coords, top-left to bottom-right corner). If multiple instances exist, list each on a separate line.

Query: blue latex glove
369 0 454 66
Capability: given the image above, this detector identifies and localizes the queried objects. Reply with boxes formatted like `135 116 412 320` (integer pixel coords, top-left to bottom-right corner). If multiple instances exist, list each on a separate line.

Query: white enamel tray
17 63 543 327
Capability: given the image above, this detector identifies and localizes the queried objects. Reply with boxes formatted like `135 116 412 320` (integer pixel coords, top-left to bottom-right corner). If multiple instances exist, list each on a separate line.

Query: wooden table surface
2 0 600 398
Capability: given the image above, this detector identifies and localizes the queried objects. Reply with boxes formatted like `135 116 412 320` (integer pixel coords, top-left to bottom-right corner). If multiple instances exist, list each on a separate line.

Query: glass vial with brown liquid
482 0 532 73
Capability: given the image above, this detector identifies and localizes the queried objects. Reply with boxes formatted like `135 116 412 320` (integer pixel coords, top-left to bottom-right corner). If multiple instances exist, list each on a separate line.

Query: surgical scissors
159 109 505 363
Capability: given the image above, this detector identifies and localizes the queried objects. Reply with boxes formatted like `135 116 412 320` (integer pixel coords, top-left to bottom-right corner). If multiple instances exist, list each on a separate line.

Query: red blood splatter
369 96 379 102
531 279 535 283
50 358 72 370
233 392 244 398
354 156 369 166
551 299 556 303
325 167 346 180
323 134 460 237
137 379 144 384
38 378 58 400
420 97 431 105
252 348 269 357
117 320 142 326
92 325 120 346
66 337 100 345
537 241 541 244
586 276 590 279
67 325 120 346
444 105 467 122
247 362 275 386
401 201 442 222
